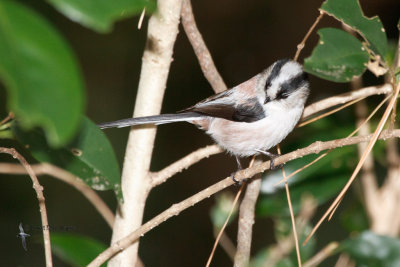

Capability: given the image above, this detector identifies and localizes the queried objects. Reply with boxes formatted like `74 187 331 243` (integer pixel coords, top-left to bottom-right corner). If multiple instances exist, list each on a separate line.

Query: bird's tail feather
98 112 204 129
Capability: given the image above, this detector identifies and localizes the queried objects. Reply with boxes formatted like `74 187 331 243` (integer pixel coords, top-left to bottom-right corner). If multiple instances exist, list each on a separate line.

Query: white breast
206 105 304 157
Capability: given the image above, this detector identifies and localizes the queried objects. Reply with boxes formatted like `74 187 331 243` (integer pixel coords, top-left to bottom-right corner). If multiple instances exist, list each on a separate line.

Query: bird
17 222 30 251
99 59 309 180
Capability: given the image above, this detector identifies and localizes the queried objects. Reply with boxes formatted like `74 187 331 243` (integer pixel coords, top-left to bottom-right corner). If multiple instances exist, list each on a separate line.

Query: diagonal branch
181 0 227 93
0 148 52 267
88 129 400 267
150 145 223 187
302 83 392 119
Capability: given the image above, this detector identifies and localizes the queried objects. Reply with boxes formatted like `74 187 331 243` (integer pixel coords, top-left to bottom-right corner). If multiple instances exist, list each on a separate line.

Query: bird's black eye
276 90 289 100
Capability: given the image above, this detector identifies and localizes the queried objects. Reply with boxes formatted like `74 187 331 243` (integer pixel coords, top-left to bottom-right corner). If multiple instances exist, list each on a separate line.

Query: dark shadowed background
1 0 399 266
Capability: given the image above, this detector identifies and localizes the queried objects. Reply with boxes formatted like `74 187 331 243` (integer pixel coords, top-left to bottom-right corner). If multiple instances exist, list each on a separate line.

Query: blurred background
1 0 400 266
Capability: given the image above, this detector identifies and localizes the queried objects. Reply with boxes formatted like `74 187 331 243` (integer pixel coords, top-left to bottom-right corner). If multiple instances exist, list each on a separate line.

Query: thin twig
0 148 53 267
0 162 114 228
210 156 256 266
263 195 316 266
181 0 227 93
294 11 324 62
304 81 400 245
299 96 366 127
302 84 392 119
276 94 391 186
233 161 262 267
277 145 302 267
212 229 236 261
303 242 339 267
149 85 392 189
88 129 400 267
207 182 245 267
0 112 13 125
150 145 222 187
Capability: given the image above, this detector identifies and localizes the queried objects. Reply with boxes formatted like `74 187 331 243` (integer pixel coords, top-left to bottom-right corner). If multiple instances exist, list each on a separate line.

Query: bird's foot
231 156 248 185
255 149 283 170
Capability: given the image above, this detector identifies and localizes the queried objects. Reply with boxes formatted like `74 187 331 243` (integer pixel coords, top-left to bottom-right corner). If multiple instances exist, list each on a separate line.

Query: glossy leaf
13 117 122 200
51 233 107 267
342 231 400 266
304 28 369 82
0 0 84 147
321 0 387 58
46 0 156 33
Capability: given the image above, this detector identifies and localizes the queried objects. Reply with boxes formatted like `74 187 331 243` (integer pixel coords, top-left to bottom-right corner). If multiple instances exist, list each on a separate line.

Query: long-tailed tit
99 59 309 177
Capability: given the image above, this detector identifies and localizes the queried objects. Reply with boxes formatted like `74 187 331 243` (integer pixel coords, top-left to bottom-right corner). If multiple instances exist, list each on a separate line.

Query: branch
0 148 52 266
88 129 400 267
234 170 262 267
150 145 222 187
148 84 393 187
181 0 227 93
108 0 184 266
0 162 114 228
302 83 392 119
305 81 400 245
294 11 324 61
303 242 339 267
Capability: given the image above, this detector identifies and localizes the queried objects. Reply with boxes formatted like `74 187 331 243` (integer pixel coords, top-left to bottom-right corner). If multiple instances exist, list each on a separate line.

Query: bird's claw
255 149 283 170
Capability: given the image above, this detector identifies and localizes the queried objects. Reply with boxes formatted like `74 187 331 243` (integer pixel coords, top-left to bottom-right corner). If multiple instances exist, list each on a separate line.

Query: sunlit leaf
321 0 387 58
0 0 84 146
304 28 369 82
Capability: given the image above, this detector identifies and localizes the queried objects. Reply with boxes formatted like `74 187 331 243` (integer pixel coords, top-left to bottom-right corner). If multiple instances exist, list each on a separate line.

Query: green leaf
13 117 122 201
46 0 157 33
51 233 107 267
321 0 387 58
342 231 400 266
0 0 84 147
304 28 369 82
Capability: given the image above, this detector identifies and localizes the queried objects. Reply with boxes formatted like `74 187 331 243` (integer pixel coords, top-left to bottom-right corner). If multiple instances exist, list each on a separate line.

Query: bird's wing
22 238 28 251
19 223 24 234
181 90 266 123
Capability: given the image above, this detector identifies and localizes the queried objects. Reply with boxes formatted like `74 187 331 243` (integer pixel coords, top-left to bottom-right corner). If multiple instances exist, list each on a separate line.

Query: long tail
98 112 204 129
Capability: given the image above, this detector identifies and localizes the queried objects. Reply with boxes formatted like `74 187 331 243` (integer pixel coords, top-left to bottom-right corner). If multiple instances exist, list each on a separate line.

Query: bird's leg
231 156 247 185
255 149 282 170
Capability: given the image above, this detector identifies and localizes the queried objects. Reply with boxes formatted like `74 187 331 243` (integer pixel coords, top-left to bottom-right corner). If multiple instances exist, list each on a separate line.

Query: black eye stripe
276 72 308 99
264 59 290 91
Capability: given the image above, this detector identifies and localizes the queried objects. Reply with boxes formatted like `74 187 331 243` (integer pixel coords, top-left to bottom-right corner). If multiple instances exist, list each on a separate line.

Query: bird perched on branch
99 59 309 180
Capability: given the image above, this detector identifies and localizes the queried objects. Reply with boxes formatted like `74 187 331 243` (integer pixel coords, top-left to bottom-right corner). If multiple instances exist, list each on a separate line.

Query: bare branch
234 171 261 267
302 84 392 119
0 163 114 228
150 145 223 187
181 0 227 93
294 11 324 62
0 148 52 266
305 81 400 245
88 129 400 267
146 85 393 189
303 242 339 267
